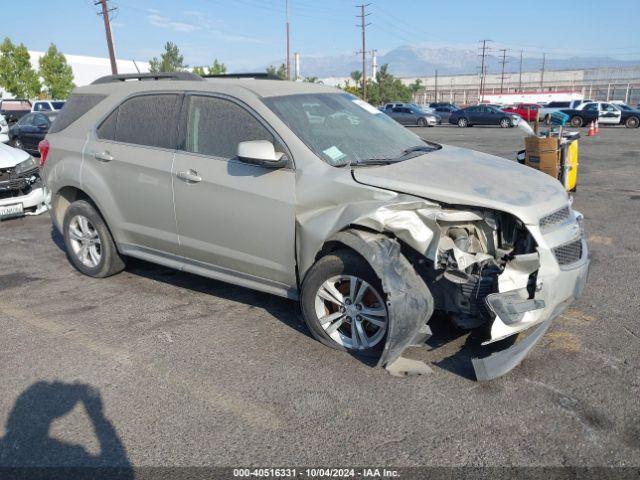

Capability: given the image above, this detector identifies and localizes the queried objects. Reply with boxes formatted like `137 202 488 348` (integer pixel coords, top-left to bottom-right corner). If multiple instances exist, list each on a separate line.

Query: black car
448 105 519 128
429 102 457 110
9 112 57 156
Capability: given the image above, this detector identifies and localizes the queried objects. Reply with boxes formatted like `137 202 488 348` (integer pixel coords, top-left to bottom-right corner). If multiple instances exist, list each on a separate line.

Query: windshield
264 93 435 166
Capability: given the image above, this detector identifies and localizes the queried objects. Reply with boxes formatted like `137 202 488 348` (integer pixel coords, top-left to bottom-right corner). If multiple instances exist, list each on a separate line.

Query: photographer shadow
0 381 133 479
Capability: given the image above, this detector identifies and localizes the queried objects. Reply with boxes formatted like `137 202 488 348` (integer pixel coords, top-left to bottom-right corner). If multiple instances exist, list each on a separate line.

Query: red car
502 103 541 121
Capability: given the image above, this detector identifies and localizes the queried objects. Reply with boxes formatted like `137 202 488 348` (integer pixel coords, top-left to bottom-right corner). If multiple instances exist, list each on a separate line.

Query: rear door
83 93 182 255
14 114 36 150
172 94 296 292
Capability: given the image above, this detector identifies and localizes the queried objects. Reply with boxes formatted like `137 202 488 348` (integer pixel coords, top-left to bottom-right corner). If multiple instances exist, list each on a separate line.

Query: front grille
540 205 572 230
553 238 583 266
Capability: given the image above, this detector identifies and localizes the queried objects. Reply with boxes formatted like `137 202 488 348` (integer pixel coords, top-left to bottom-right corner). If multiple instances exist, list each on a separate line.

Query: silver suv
40 73 589 379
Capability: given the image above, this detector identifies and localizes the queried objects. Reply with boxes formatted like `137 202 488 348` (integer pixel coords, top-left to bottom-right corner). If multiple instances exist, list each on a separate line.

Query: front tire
457 118 468 127
417 117 427 127
63 200 125 278
625 116 639 128
301 250 388 357
500 118 511 128
570 116 584 127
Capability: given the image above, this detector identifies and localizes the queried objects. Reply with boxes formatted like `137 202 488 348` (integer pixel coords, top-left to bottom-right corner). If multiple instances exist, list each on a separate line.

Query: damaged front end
0 158 47 219
339 200 589 380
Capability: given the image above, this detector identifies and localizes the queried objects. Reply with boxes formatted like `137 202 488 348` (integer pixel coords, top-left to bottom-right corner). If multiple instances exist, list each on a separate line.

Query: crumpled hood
352 144 568 225
0 142 30 169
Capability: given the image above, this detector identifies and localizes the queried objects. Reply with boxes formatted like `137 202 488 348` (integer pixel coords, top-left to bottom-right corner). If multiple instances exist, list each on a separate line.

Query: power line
95 0 118 74
355 4 371 100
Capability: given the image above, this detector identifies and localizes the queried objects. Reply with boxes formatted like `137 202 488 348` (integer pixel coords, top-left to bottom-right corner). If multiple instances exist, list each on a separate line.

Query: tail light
38 139 50 167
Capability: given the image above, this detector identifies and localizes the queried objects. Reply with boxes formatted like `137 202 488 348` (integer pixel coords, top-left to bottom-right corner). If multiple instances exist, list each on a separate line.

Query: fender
326 229 434 373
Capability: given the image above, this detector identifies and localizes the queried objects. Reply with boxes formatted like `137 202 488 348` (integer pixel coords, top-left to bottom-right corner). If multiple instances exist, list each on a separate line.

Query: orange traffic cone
587 121 595 136
595 119 600 134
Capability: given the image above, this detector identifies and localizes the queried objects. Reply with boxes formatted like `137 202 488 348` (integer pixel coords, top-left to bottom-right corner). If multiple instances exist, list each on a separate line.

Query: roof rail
201 73 280 80
91 72 204 85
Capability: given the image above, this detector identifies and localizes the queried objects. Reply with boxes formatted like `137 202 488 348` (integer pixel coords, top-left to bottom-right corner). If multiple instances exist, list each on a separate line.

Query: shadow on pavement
0 381 133 479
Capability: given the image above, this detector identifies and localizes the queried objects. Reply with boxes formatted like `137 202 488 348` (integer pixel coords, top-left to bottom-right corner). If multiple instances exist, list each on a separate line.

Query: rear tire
625 116 639 128
62 200 125 278
301 249 388 357
570 116 584 128
457 118 468 128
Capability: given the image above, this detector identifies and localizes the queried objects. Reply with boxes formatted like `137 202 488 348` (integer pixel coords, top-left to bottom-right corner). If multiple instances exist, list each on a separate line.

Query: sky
3 0 640 71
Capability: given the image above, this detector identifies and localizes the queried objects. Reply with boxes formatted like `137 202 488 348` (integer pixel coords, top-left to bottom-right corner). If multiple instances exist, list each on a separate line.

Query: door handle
177 169 202 183
94 151 114 162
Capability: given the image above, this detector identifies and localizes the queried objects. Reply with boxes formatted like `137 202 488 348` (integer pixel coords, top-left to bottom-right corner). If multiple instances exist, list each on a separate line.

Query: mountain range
270 45 640 78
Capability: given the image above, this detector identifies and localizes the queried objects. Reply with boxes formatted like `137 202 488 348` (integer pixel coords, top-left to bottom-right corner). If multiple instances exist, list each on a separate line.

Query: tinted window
51 102 66 110
114 94 181 149
96 108 118 141
584 103 598 111
49 94 107 133
184 96 276 159
34 103 51 111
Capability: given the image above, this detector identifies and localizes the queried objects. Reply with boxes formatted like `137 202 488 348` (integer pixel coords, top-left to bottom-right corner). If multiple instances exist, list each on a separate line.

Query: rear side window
49 94 107 133
114 94 181 149
183 96 276 159
96 109 118 141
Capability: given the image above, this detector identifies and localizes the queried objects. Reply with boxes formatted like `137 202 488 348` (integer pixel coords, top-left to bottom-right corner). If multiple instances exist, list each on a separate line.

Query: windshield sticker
322 145 347 164
352 99 381 115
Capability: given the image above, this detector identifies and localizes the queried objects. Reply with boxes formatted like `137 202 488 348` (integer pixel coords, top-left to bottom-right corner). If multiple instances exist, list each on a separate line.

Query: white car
0 114 9 144
31 100 66 112
0 142 47 220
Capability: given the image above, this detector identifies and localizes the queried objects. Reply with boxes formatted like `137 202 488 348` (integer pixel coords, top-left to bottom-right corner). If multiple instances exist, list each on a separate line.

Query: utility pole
285 0 291 80
499 48 508 94
356 4 371 100
434 69 438 103
518 50 523 92
96 0 118 75
478 40 491 103
370 49 377 80
540 53 546 90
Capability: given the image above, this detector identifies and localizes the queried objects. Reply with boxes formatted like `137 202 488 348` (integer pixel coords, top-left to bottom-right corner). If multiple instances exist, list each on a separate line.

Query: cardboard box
524 136 559 179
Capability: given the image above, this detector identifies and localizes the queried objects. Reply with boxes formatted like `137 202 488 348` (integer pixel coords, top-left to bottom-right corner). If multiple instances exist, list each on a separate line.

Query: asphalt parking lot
0 125 639 469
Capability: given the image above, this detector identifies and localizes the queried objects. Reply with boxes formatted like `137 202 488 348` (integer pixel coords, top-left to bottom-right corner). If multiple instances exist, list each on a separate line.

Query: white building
0 51 150 99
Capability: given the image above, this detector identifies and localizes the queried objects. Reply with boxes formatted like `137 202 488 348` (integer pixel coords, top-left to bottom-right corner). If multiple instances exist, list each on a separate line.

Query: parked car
385 105 440 127
502 103 542 122
32 100 67 112
0 99 32 125
449 105 519 127
0 142 47 220
431 105 458 122
429 102 457 110
573 101 640 128
8 112 57 156
538 100 592 123
40 72 588 380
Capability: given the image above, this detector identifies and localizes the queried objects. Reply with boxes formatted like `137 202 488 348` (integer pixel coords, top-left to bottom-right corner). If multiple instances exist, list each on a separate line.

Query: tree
149 42 186 73
38 43 75 99
192 58 227 77
266 63 286 80
350 70 362 87
0 37 40 98
303 76 319 83
409 78 423 95
339 64 411 106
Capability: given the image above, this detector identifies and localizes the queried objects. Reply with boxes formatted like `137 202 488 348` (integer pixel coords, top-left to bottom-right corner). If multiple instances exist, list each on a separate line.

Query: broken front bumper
472 211 590 380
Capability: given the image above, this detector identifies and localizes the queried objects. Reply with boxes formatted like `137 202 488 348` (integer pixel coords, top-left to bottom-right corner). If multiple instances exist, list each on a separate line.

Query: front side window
114 94 181 149
584 103 598 111
183 95 276 159
264 93 434 167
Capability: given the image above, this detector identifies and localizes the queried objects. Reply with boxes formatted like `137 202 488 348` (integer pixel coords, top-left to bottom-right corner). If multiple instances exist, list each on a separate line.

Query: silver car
40 73 589 380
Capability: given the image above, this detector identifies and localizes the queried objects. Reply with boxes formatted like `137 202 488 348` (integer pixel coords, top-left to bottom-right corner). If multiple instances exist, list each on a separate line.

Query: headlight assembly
14 156 38 175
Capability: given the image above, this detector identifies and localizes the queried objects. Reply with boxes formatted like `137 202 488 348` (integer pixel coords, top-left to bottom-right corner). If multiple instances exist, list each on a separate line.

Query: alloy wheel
314 274 388 350
68 215 102 268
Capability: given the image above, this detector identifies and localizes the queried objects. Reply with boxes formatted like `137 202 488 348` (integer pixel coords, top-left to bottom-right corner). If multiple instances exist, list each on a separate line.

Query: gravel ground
0 124 638 470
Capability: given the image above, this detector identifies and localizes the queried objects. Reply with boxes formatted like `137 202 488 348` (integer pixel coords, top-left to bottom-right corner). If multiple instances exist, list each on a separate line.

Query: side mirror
237 140 285 168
